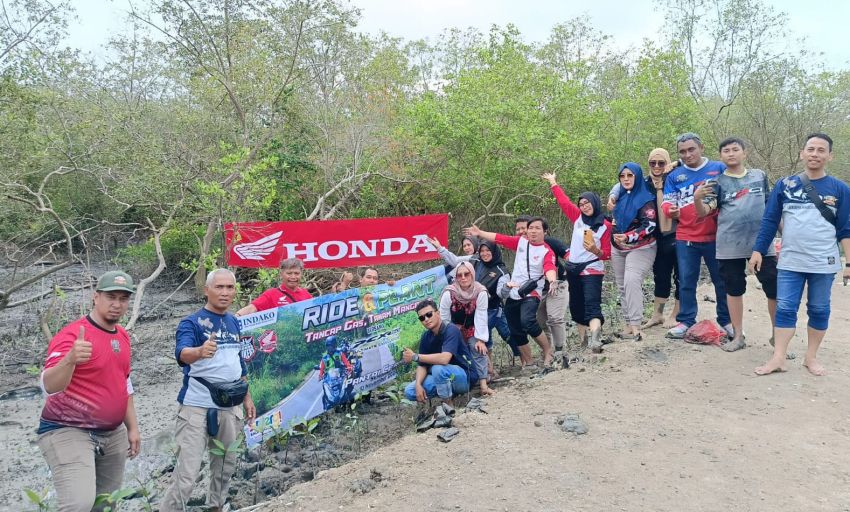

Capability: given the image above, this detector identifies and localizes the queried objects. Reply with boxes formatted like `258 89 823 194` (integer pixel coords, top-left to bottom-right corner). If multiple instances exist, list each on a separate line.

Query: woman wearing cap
543 172 612 354
610 163 658 341
438 261 494 396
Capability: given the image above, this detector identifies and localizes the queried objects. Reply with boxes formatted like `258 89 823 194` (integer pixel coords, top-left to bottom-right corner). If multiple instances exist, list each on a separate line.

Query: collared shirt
250 285 312 312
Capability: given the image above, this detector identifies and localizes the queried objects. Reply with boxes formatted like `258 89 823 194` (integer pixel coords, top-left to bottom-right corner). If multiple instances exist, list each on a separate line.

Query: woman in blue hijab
611 162 659 341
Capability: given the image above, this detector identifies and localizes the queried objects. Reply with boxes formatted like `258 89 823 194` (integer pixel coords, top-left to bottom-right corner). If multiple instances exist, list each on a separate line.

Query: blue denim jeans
487 307 515 354
676 240 730 327
775 270 834 330
404 364 470 401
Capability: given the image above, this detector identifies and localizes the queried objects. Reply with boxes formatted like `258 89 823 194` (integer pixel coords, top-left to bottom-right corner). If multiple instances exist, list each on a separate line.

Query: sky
66 0 850 70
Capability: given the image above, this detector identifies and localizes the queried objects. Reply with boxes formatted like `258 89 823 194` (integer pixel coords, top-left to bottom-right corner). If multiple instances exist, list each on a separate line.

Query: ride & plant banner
238 266 448 448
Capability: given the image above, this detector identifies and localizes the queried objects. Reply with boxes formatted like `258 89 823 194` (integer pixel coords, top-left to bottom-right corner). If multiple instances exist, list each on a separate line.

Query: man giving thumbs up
37 270 140 511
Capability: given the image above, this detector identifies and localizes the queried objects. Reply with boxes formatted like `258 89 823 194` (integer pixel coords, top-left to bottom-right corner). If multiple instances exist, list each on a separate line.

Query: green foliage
93 487 137 512
1 0 849 314
210 433 245 458
114 225 208 276
23 488 50 511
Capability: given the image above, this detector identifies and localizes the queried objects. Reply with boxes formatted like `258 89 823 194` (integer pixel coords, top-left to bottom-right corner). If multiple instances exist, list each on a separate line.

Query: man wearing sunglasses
401 299 476 404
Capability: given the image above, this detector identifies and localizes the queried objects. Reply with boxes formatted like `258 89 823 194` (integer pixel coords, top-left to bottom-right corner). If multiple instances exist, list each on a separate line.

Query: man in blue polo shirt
751 133 850 376
402 299 476 404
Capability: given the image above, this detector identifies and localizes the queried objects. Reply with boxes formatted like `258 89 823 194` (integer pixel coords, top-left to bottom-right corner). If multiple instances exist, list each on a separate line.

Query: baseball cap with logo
96 271 135 293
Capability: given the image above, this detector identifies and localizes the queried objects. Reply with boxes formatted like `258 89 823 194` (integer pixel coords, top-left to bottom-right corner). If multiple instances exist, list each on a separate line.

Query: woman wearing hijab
609 149 680 328
610 162 658 340
438 261 494 396
440 235 480 283
428 237 516 367
543 172 612 354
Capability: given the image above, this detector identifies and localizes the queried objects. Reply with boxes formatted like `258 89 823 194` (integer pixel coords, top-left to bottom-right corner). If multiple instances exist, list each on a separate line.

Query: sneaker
666 323 689 339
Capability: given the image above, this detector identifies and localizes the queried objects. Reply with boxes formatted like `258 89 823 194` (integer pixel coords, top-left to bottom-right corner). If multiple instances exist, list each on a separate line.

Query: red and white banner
225 214 449 269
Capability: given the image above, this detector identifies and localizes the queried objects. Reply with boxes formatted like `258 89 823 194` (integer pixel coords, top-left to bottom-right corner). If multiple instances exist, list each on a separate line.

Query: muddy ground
2 265 850 511
0 264 429 511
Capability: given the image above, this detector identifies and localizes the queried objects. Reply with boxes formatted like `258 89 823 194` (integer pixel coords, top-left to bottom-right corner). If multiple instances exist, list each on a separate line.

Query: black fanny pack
565 258 599 276
517 277 542 298
193 376 248 408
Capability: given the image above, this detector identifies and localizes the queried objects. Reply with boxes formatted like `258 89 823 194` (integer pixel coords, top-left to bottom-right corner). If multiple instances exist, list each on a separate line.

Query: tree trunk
194 219 218 293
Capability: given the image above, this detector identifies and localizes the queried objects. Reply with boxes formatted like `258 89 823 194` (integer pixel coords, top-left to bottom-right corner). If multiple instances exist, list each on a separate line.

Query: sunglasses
620 172 635 178
648 160 666 167
456 271 472 278
418 311 435 322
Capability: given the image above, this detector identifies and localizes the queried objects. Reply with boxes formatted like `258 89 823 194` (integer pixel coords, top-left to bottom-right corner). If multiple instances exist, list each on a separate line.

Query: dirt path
2 276 850 511
257 277 850 512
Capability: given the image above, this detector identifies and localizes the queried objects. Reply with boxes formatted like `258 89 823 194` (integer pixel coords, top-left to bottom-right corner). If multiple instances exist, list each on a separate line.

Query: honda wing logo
234 231 283 261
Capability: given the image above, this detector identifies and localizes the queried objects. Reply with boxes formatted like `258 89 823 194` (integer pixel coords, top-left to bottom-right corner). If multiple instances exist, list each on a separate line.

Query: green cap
96 271 135 293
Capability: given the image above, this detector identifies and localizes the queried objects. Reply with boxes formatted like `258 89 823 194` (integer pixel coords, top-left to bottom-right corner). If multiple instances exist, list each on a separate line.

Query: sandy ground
255 276 850 512
2 275 850 511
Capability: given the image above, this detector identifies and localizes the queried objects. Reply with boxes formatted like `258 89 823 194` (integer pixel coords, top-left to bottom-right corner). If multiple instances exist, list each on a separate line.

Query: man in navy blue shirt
402 299 475 404
161 269 256 512
750 133 850 376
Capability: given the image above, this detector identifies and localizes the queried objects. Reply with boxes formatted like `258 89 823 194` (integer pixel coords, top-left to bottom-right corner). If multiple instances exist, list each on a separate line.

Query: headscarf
647 148 672 183
477 240 504 270
648 148 671 168
444 261 487 303
578 191 605 230
613 162 656 233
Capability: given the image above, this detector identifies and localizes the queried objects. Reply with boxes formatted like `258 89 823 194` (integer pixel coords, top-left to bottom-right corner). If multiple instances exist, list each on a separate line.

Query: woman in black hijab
542 173 613 355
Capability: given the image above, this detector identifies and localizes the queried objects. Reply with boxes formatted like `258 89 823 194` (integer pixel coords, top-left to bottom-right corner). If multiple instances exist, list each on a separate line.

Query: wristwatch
413 353 420 363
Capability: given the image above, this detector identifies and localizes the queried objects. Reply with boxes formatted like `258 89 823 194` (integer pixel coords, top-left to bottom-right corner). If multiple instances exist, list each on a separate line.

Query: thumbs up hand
200 331 218 359
67 326 93 365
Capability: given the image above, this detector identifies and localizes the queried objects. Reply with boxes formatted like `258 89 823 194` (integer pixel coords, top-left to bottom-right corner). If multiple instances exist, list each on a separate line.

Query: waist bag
565 258 599 276
193 376 248 408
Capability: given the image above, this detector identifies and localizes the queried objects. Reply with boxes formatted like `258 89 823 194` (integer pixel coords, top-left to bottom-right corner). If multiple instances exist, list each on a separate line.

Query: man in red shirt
465 218 558 367
236 258 313 316
37 270 140 511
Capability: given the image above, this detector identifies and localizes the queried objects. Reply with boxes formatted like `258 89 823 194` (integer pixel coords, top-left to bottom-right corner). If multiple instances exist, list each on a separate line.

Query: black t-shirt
418 322 476 380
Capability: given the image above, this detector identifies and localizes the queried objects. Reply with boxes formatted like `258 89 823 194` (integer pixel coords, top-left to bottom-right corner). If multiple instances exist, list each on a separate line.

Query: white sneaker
666 323 689 339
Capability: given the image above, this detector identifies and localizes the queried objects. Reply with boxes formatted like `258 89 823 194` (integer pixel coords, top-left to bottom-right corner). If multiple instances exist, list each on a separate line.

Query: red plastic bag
684 320 727 346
